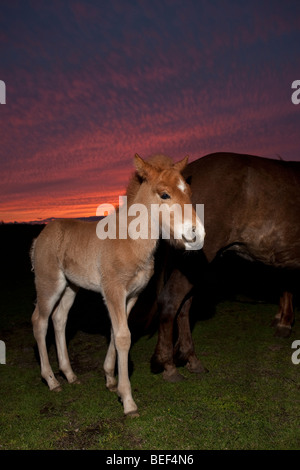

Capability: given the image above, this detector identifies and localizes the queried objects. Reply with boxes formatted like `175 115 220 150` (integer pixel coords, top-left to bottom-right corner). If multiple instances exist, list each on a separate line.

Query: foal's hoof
70 377 81 385
163 369 185 383
125 410 140 418
106 384 118 392
52 384 62 392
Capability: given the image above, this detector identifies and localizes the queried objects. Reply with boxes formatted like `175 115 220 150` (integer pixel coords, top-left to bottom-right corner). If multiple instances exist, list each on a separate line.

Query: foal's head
133 154 205 250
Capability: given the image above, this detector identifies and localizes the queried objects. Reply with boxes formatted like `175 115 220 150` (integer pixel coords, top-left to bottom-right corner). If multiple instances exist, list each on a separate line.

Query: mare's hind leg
272 291 294 338
151 269 193 382
174 296 208 374
32 274 67 391
52 284 79 384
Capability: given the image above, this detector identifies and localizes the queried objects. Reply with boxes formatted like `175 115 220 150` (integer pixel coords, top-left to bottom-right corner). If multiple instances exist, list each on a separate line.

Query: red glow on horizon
0 190 122 224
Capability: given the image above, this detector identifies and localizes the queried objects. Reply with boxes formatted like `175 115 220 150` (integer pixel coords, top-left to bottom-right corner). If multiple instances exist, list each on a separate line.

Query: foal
31 154 205 416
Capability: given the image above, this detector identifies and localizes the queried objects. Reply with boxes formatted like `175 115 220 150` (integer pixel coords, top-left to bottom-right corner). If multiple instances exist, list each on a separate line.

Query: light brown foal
31 154 205 416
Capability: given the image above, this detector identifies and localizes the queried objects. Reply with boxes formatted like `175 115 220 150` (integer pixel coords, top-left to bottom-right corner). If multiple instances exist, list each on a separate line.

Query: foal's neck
118 180 158 258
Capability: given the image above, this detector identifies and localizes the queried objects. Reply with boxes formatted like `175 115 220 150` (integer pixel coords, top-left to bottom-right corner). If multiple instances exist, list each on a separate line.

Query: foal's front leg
104 296 138 393
105 294 138 416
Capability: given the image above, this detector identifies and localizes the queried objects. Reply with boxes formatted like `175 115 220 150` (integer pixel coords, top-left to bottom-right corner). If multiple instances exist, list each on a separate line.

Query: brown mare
30 154 205 416
152 152 300 382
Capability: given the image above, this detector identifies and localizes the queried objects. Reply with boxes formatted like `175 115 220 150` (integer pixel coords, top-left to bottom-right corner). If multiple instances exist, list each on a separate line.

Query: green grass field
1 278 299 450
0 225 299 450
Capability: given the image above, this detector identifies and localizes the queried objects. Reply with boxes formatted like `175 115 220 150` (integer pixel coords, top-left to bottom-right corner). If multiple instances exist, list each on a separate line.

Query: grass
0 275 299 450
0 225 299 450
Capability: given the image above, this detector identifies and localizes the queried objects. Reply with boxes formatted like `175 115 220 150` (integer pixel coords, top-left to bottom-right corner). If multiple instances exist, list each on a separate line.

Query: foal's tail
29 238 37 272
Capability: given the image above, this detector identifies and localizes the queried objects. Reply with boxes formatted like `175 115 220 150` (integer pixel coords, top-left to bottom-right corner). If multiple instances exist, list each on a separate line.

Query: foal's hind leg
32 276 67 391
52 284 79 384
32 304 61 391
104 329 117 391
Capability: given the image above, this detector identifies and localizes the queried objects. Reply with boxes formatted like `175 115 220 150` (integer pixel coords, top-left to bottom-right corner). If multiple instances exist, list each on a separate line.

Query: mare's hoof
187 363 209 374
150 355 164 374
270 318 279 328
186 358 209 374
274 325 292 338
52 385 62 392
163 369 185 383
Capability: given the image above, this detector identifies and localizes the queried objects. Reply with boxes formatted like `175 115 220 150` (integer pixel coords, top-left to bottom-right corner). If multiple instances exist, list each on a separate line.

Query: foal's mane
125 154 173 205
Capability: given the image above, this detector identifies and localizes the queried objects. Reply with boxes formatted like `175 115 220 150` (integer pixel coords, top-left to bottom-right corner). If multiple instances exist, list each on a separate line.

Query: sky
1 0 300 223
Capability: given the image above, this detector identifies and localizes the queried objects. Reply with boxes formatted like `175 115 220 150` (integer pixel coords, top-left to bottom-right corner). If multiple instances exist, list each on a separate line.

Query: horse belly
64 263 103 294
126 264 154 299
240 220 300 269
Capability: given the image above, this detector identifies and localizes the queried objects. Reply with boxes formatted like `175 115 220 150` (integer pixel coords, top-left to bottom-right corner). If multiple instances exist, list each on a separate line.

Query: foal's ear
134 153 158 181
173 155 189 173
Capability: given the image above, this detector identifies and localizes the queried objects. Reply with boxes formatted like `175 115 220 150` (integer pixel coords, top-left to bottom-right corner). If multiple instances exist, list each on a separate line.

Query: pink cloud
1 1 300 223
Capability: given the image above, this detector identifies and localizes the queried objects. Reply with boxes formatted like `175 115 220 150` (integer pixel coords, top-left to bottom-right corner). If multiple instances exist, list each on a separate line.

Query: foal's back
32 219 103 293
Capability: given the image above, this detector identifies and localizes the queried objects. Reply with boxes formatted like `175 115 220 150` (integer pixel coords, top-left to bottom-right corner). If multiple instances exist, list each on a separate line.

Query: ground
0 225 299 450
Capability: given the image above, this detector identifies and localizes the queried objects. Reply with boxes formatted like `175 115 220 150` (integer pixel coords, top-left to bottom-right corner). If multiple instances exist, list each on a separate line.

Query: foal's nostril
192 225 196 233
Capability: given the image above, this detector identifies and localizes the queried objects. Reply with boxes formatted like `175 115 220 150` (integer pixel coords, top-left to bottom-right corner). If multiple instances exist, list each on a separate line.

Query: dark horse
151 152 300 382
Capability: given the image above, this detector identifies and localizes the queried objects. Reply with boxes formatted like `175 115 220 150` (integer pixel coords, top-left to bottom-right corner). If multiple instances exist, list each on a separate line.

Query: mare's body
152 152 300 381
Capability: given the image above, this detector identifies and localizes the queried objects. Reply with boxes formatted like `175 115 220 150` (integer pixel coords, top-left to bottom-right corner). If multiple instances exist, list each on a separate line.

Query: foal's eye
160 192 171 200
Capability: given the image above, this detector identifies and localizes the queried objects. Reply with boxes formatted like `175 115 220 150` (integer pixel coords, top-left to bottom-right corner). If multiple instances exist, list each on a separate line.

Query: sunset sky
1 0 300 223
